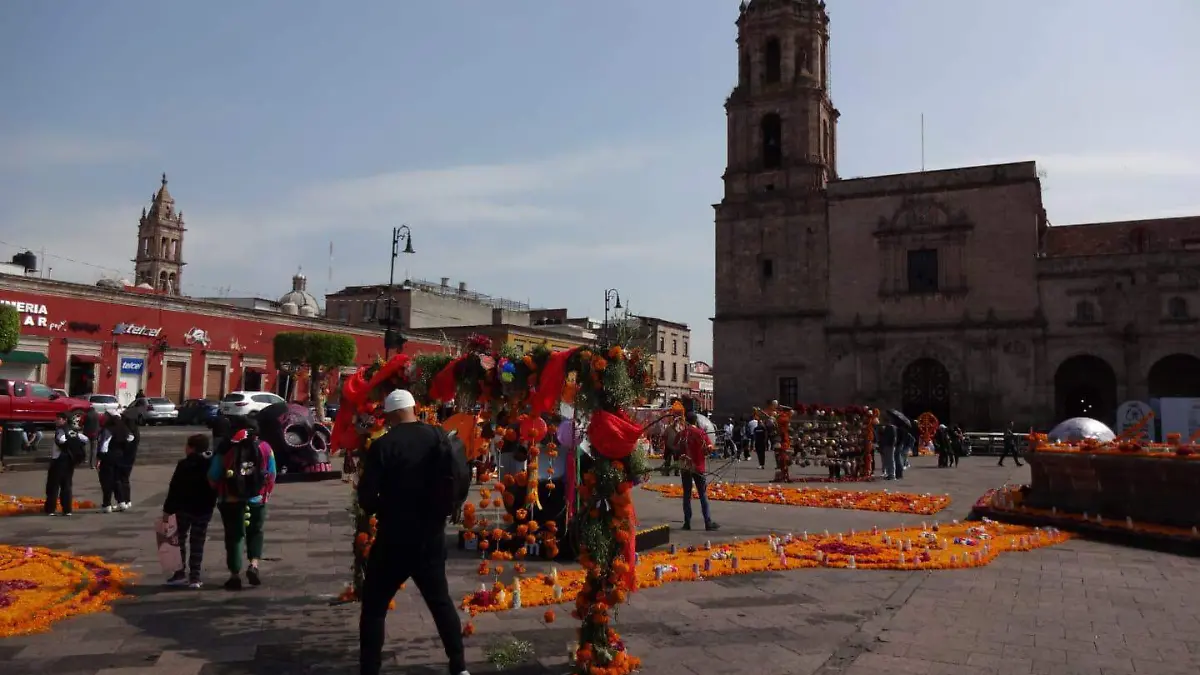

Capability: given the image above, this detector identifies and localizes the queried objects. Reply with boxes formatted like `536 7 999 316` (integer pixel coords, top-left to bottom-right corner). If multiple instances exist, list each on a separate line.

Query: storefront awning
70 354 102 364
0 350 49 365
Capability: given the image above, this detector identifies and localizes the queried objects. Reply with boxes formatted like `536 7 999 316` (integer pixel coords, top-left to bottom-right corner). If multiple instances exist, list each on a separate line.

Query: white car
84 394 122 417
126 397 179 425
220 391 286 418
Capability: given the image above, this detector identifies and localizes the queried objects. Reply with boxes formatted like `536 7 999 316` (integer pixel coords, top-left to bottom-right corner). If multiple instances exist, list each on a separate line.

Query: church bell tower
712 0 838 415
133 174 186 295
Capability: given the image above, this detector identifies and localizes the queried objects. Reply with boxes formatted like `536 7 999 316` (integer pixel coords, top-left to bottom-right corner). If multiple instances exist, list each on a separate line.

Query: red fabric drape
587 408 643 461
428 357 464 402
367 354 410 391
529 348 577 417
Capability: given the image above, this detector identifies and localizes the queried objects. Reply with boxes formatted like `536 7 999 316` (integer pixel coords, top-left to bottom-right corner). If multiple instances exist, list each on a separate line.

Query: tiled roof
1043 215 1200 257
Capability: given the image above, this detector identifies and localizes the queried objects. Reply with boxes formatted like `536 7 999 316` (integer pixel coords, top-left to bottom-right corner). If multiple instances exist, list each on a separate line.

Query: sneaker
113 503 127 512
705 522 721 532
166 571 188 587
121 502 132 510
223 576 243 591
188 579 203 590
63 512 72 516
47 512 59 517
101 506 113 513
681 523 691 531
246 566 261 587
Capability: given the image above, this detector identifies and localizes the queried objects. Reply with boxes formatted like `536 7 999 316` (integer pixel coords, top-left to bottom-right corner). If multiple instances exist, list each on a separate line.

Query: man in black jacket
162 434 217 588
46 413 84 515
357 389 469 675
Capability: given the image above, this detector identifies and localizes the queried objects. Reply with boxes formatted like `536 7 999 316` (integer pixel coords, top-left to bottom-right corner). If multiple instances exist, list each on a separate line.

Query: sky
1 0 1198 364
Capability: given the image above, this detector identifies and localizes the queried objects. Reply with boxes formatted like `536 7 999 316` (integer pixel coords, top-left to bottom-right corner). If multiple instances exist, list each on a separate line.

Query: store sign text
113 323 163 338
119 358 145 375
0 299 51 327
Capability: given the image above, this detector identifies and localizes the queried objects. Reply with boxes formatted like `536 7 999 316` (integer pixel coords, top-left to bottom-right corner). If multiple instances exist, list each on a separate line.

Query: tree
273 331 356 417
0 306 18 354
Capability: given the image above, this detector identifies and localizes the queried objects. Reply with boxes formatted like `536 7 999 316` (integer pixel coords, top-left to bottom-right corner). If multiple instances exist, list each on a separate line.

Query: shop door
243 370 263 391
164 362 187 404
205 365 226 400
118 373 140 408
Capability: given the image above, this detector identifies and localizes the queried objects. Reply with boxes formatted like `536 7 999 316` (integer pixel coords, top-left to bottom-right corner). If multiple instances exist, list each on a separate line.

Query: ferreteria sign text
0 299 51 327
113 323 163 338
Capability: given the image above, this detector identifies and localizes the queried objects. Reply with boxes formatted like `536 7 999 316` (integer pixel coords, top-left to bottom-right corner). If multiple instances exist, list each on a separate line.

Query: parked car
53 388 69 398
307 400 339 420
0 379 93 427
84 394 122 417
178 398 219 426
220 391 286 418
126 397 179 425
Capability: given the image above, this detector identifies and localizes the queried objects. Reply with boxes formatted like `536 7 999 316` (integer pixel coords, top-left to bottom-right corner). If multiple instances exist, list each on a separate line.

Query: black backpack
224 431 267 501
431 425 470 522
61 430 87 465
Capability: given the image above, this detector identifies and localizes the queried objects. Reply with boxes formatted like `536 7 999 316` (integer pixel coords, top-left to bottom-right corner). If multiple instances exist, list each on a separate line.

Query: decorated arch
331 334 654 674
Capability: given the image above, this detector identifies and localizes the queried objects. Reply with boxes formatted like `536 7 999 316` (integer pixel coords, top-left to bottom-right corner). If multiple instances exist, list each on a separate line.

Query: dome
281 301 299 315
1047 417 1116 443
278 270 321 315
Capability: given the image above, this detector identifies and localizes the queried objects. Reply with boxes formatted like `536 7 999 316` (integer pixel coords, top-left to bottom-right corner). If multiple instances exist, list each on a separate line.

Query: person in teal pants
208 421 277 590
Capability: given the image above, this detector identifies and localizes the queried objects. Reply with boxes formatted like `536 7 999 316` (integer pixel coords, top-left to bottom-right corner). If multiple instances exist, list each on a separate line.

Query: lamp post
602 288 622 348
384 225 415 358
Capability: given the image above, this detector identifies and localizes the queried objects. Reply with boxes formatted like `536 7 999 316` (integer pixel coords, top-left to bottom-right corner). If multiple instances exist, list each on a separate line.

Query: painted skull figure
256 402 332 473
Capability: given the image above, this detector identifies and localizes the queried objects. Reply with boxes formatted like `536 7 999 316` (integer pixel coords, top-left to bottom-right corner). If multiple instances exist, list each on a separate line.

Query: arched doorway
901 358 950 424
1053 355 1117 423
1147 353 1200 399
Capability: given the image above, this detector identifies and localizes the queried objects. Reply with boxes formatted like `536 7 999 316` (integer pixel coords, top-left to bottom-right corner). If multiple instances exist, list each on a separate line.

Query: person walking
894 425 913 480
752 416 768 470
163 434 218 589
998 422 1024 467
680 412 720 532
96 414 135 512
112 414 140 510
357 389 470 675
877 421 897 480
45 413 85 515
208 419 276 590
83 406 100 468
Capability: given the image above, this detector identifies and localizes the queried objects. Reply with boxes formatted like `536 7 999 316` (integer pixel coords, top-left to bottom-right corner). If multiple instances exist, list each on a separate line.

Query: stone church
713 0 1200 430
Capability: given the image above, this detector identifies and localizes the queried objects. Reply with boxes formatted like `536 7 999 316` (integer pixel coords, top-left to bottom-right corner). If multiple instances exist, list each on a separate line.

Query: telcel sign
113 323 162 338
119 358 144 375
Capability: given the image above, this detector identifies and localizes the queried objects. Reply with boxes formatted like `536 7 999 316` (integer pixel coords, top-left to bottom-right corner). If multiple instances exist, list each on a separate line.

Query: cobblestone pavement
1 455 1199 674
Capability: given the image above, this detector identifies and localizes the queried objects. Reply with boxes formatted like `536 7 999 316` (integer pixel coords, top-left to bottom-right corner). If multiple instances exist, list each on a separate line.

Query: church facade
713 0 1200 430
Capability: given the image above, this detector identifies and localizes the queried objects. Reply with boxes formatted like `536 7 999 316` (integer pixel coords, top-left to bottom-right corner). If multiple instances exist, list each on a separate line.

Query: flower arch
332 335 653 675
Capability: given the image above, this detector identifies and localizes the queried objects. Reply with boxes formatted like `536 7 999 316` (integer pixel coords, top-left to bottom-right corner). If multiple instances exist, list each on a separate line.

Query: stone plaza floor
1 453 1199 674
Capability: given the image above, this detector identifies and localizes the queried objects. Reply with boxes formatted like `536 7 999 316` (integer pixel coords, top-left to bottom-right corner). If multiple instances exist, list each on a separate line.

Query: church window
906 249 939 293
141 237 150 256
739 49 751 86
764 38 781 83
160 237 168 258
364 302 377 322
1075 300 1097 323
761 258 774 280
659 360 665 380
659 336 665 351
158 271 168 292
761 113 783 169
671 362 678 382
1167 296 1189 320
167 273 177 293
778 376 798 408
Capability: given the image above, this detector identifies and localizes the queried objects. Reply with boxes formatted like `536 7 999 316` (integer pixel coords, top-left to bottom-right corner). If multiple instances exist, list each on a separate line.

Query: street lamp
384 225 415 357
602 288 622 347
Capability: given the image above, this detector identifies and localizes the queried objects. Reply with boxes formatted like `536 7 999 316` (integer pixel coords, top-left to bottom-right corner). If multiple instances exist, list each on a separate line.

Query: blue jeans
879 445 895 478
681 471 711 526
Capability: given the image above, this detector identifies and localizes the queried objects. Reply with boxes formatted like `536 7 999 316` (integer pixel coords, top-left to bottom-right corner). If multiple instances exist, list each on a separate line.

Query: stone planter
1026 450 1200 529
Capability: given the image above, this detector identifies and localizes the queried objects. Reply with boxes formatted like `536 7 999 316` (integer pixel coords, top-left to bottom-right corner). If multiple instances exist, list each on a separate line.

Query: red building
0 273 443 407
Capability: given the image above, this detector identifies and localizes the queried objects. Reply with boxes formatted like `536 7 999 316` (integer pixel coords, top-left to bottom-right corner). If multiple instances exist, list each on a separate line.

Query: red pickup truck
0 379 93 427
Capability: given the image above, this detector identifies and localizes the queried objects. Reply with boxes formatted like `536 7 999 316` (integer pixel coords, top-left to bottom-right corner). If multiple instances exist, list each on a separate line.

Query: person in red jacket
680 413 719 532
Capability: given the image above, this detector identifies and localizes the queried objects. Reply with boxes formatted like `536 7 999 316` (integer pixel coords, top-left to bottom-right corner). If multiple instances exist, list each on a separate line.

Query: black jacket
357 422 467 539
163 453 217 515
83 408 100 436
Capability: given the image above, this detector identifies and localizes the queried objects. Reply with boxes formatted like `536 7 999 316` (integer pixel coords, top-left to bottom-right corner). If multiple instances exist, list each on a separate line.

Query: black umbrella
886 409 915 431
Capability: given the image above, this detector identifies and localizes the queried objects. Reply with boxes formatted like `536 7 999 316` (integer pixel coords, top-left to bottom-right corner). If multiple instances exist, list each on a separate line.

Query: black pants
998 444 1023 465
360 532 464 675
754 440 767 467
45 457 75 514
114 464 132 503
176 511 213 580
98 462 117 507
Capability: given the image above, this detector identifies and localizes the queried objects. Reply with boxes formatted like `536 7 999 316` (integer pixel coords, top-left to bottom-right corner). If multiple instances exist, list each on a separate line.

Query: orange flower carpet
640 482 950 515
2 494 96 518
975 485 1200 544
462 520 1070 615
0 545 130 637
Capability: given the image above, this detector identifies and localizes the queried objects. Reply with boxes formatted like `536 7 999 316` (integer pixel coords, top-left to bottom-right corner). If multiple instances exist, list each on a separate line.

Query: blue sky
1 0 1198 363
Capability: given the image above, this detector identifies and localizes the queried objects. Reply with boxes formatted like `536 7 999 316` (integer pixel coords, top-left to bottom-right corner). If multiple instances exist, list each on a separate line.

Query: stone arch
901 358 951 424
160 237 169 258
760 113 782 169
167 272 177 294
885 344 966 422
764 37 781 83
157 270 168 292
1147 353 1200 399
1053 354 1117 424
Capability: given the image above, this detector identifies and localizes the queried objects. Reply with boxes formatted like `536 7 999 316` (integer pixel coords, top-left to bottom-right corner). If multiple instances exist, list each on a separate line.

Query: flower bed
1026 435 1200 528
0 545 130 637
1 495 97 517
641 482 950 515
462 520 1069 615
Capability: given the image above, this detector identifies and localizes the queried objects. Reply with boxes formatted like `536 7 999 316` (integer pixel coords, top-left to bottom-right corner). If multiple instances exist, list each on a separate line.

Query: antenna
920 113 926 172
327 241 333 297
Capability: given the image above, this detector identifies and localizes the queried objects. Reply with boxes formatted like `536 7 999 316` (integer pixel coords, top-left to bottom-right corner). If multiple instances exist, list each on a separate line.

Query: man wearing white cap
358 389 470 675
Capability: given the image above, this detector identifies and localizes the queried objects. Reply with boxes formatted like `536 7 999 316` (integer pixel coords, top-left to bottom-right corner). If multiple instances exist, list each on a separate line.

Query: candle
654 567 664 582
732 556 740 570
553 585 563 600
670 544 677 555
704 558 712 572
550 566 559 582
802 531 809 541
705 540 712 550
779 552 787 567
848 555 856 569
899 552 905 565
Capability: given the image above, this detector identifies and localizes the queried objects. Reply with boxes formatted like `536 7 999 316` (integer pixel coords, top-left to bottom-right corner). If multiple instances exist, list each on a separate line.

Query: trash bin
2 425 28 458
